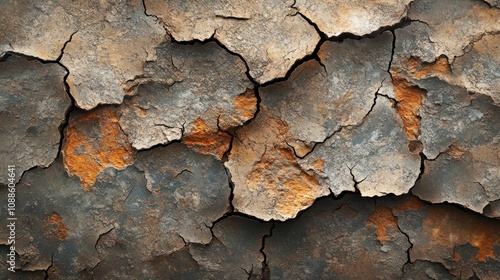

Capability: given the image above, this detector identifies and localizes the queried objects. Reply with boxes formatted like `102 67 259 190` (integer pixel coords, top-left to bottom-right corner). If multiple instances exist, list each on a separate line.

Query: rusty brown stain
423 205 500 262
182 118 232 159
367 206 399 245
393 196 425 212
62 108 135 191
446 143 465 159
390 74 427 141
408 56 452 80
234 88 257 120
44 212 68 241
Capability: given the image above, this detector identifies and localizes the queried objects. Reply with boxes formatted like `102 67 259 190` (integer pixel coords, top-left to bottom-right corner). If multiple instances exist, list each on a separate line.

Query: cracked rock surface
0 55 71 184
2 0 500 278
144 0 320 84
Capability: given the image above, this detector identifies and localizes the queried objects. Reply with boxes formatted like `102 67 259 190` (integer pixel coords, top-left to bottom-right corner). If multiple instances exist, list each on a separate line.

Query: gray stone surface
119 41 255 158
189 216 271 279
394 197 500 279
266 194 410 279
392 21 500 217
299 96 421 197
144 0 320 84
294 0 412 37
0 55 71 184
0 144 230 278
408 0 500 61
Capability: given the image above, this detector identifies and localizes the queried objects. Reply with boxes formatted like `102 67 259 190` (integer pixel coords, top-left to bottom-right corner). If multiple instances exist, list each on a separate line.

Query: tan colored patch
183 118 232 159
313 158 325 171
367 206 399 245
423 205 500 262
246 145 322 219
44 212 68 241
446 144 465 159
62 108 135 191
234 89 258 120
390 74 427 141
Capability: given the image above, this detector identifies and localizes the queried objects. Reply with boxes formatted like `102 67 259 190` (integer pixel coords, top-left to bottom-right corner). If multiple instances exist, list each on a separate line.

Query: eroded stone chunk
413 88 499 214
391 22 500 217
394 197 500 279
62 107 135 191
0 55 71 184
226 33 404 221
119 41 255 158
61 0 165 110
408 0 500 61
189 216 271 279
294 0 412 37
265 194 410 279
453 34 500 105
1 0 166 110
144 0 320 84
299 97 421 197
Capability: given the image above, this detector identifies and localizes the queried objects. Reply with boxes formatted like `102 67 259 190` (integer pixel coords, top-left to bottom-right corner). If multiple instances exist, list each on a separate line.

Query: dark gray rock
0 55 71 184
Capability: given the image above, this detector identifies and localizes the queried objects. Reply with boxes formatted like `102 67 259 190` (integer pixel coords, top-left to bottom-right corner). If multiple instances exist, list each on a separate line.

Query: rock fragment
293 0 412 37
300 97 421 197
0 55 71 184
391 22 500 217
118 41 255 158
144 0 320 84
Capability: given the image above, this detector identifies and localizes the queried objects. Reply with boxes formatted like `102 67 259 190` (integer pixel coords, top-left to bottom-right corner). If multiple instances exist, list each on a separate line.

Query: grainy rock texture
0 55 70 184
144 0 320 84
1 0 500 278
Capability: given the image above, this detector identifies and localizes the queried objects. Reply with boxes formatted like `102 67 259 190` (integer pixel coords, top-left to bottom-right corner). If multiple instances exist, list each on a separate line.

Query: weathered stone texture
227 33 419 221
294 0 412 37
2 0 500 278
1 0 165 110
144 0 320 84
391 18 500 216
0 55 71 184
118 41 255 158
266 194 410 279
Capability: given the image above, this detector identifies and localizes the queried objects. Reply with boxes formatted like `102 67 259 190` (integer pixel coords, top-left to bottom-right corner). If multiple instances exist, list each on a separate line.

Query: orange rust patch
62 108 135 191
234 89 257 120
423 205 500 262
408 56 452 80
44 212 68 241
183 118 231 159
390 74 427 141
393 196 425 212
446 144 465 159
246 144 323 218
313 158 325 171
367 206 399 245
